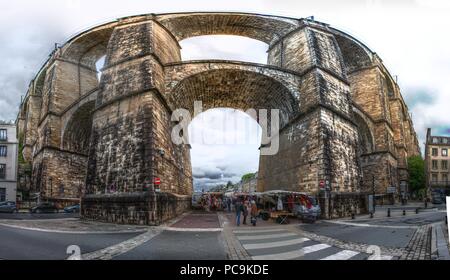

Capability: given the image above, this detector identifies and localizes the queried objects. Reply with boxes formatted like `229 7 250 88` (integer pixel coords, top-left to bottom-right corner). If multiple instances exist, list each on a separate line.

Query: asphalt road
0 224 141 260
300 211 447 248
115 230 227 260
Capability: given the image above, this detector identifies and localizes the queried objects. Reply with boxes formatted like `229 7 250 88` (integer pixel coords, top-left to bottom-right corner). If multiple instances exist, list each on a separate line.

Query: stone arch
167 68 300 128
61 24 115 68
333 33 373 73
156 12 299 45
353 110 375 155
62 101 95 155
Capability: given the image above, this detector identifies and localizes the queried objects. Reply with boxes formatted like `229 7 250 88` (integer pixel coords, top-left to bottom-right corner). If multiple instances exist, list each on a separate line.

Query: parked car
431 189 445 204
64 204 80 213
0 201 18 213
30 202 59 213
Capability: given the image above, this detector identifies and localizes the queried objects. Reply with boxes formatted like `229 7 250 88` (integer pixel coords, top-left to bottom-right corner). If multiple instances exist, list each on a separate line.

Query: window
442 149 448 157
433 137 438 144
432 173 438 182
442 160 448 170
444 138 448 144
0 164 5 179
0 129 6 141
0 146 6 157
443 173 448 183
0 188 5 202
432 160 438 169
432 148 438 156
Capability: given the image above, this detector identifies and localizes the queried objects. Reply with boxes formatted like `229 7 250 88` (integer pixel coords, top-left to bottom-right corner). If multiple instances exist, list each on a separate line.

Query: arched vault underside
16 12 420 224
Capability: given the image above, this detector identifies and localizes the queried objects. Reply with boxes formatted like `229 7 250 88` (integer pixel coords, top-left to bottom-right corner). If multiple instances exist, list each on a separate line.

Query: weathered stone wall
81 192 191 225
15 13 422 222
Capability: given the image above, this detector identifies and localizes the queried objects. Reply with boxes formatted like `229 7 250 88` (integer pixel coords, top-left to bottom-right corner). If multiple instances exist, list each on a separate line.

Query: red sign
319 180 325 188
154 177 161 185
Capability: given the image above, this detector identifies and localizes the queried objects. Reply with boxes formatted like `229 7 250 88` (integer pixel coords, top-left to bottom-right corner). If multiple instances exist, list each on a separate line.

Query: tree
241 173 255 182
407 155 426 195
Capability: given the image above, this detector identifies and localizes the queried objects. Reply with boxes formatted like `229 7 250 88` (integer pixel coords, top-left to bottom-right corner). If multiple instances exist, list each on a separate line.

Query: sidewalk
0 218 150 233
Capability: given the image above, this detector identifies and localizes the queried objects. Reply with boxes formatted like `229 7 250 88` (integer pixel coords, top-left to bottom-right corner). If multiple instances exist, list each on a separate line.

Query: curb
0 222 149 234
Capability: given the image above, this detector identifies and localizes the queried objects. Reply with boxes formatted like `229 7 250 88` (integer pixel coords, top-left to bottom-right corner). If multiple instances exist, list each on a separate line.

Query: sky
1 0 450 190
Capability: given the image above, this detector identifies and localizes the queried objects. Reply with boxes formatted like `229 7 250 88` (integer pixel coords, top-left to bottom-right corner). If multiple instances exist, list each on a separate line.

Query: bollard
416 208 419 214
351 213 355 219
403 210 406 216
387 208 391 217
370 212 374 219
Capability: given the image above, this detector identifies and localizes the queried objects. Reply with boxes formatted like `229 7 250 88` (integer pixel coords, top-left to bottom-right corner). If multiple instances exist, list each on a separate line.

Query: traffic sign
154 177 161 185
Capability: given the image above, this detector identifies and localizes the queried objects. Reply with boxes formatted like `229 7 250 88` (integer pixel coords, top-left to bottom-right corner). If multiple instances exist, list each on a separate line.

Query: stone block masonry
16 12 420 224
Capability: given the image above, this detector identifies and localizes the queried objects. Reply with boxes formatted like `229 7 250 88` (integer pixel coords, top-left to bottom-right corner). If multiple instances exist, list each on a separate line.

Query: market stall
255 190 321 223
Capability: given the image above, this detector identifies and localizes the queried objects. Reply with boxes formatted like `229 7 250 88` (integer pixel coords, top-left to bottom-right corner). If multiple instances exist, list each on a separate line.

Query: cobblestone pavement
399 225 432 260
170 211 220 229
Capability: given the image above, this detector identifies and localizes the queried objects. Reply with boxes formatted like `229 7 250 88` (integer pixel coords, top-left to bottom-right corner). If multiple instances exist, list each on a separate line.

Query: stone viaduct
16 12 420 224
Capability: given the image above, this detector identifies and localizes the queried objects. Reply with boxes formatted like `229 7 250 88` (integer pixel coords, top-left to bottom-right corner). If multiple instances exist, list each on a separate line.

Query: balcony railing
430 181 450 187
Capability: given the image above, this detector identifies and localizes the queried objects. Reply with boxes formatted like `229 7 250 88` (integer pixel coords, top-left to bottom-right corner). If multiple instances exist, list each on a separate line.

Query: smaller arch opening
95 55 106 81
62 101 95 155
180 35 268 64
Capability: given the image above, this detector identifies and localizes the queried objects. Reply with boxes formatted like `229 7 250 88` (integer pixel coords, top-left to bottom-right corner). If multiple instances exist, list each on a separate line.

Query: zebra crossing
233 228 393 260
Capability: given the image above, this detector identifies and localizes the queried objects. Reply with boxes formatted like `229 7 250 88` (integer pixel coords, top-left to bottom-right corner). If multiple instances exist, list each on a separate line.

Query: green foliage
241 173 255 182
407 155 426 194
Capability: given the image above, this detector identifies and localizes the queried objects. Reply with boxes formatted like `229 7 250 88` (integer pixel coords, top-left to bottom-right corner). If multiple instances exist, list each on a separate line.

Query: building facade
0 121 18 202
16 13 420 223
425 128 450 189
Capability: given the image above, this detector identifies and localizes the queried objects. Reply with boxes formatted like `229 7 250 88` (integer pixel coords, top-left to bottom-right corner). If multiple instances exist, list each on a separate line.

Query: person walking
242 200 249 225
250 200 258 226
227 197 231 212
235 199 242 226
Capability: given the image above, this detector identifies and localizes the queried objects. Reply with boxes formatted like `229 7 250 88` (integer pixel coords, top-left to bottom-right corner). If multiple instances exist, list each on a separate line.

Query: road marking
237 232 297 241
367 254 393 260
321 250 360 260
233 228 286 234
325 220 418 229
0 223 147 234
161 226 222 232
252 244 331 260
79 229 161 260
243 238 309 250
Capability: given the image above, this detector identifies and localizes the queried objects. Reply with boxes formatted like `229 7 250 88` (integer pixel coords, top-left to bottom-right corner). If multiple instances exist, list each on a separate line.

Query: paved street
0 208 448 260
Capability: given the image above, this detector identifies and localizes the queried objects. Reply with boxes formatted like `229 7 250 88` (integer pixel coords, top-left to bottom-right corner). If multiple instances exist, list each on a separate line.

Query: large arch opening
180 35 268 64
188 108 262 192
167 68 300 196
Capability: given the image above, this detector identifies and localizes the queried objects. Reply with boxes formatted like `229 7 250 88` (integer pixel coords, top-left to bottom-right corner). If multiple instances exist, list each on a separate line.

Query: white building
0 121 18 202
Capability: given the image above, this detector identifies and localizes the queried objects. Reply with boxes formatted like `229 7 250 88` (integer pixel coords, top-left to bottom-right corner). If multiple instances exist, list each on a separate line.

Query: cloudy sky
1 0 449 190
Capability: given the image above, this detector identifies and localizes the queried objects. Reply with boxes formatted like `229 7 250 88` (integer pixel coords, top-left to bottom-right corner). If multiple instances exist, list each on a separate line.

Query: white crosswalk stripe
243 237 309 250
252 244 331 260
236 232 297 241
233 228 395 260
321 250 360 260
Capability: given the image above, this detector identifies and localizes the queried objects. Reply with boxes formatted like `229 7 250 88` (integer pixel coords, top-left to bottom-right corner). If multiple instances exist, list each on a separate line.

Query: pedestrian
227 197 231 212
235 199 242 226
242 200 249 225
250 200 258 226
